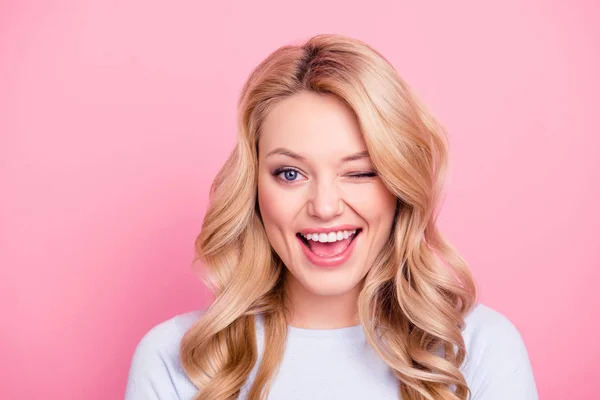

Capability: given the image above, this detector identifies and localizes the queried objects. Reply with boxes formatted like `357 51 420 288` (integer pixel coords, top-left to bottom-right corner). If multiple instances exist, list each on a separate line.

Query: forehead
258 91 368 161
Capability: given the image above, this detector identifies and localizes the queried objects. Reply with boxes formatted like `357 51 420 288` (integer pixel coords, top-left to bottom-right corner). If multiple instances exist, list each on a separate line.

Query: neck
283 273 363 330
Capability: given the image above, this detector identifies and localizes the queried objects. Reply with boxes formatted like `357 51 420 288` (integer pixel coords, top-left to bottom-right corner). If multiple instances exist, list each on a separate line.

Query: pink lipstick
296 229 361 268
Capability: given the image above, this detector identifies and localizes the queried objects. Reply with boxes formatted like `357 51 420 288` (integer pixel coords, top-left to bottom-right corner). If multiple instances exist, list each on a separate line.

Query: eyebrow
265 148 370 163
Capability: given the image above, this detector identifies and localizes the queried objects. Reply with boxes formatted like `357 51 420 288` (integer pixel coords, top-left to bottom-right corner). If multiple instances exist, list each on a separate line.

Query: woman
125 34 538 400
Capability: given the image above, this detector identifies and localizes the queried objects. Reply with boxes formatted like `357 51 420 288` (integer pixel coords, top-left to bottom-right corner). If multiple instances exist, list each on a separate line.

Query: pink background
1 0 598 398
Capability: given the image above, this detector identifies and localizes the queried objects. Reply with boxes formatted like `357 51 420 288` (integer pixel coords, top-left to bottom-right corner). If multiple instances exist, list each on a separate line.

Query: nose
307 179 344 220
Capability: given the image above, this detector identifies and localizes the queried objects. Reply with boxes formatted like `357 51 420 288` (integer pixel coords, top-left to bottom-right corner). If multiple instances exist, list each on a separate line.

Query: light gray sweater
124 303 538 399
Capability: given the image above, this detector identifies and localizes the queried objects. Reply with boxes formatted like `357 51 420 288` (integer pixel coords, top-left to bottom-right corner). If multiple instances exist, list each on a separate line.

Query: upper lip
297 225 362 235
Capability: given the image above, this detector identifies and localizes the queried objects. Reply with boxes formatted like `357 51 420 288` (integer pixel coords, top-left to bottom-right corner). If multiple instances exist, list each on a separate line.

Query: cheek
346 183 396 218
374 189 398 232
257 177 296 236
257 178 278 228
348 186 397 244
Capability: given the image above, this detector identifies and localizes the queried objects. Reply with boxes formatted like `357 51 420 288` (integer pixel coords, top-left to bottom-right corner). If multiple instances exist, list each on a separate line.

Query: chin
305 283 354 297
293 270 365 298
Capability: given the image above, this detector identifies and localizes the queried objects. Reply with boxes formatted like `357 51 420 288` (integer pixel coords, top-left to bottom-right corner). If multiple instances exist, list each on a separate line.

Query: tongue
309 237 352 257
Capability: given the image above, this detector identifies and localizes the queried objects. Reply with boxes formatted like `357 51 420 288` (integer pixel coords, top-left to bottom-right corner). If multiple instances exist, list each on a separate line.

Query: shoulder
124 310 205 400
463 303 526 349
460 303 539 400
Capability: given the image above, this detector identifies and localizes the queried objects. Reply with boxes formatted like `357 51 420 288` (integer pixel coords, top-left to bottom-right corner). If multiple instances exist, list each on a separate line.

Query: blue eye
274 167 303 183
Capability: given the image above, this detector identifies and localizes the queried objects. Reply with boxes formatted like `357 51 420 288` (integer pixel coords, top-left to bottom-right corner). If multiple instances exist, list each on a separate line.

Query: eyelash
273 167 377 184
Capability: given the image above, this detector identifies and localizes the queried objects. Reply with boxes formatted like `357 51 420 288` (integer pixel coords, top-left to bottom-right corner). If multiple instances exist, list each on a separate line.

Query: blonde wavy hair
180 33 478 400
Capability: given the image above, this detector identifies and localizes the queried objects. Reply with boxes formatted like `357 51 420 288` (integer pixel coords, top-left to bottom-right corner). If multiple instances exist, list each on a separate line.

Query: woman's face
257 91 397 299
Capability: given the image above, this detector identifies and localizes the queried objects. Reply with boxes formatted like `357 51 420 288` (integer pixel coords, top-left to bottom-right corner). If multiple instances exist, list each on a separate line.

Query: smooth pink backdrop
1 0 598 399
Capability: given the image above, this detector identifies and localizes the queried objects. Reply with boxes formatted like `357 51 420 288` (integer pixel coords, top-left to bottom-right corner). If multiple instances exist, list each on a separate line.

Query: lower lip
297 232 360 268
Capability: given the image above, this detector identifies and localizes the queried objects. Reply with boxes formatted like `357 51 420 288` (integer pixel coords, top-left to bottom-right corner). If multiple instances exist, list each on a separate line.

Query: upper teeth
301 230 357 243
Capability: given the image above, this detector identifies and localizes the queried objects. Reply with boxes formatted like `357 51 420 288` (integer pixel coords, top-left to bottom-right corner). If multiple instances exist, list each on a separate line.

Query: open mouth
296 229 362 257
